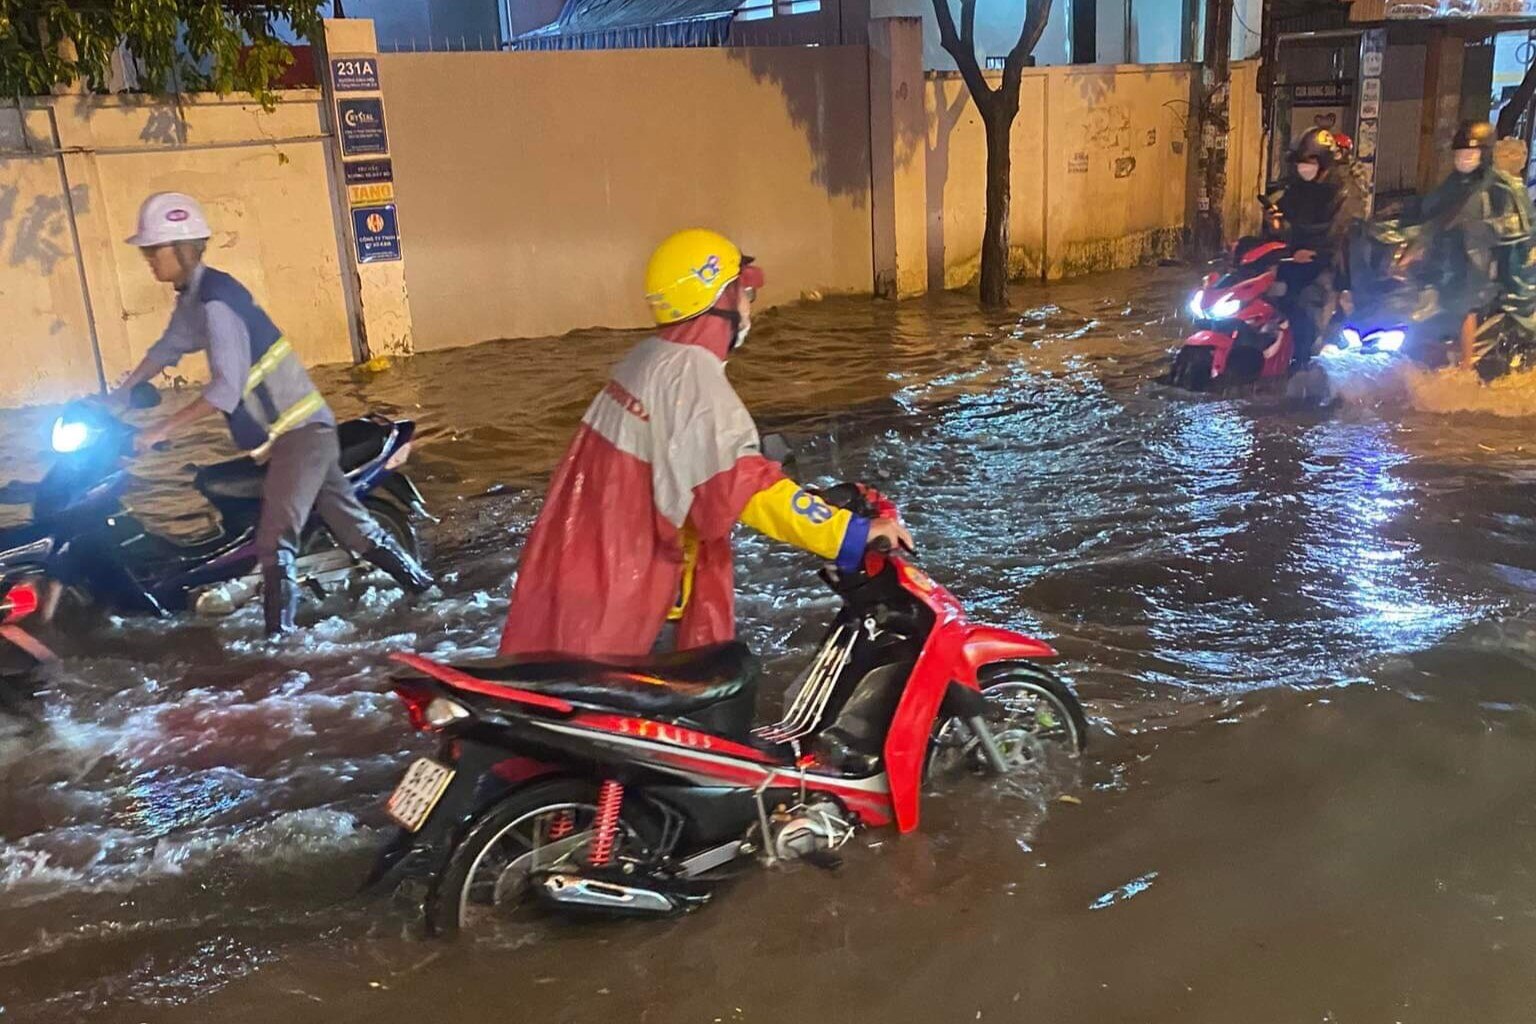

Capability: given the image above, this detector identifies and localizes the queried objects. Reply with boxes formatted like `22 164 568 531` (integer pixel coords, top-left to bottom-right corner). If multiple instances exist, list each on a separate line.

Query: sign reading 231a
331 57 380 92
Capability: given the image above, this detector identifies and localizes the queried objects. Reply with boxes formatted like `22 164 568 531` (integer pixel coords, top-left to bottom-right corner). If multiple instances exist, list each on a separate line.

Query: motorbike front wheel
426 777 662 937
928 664 1088 779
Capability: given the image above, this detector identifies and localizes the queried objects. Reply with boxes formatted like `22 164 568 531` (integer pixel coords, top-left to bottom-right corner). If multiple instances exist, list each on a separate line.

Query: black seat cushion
336 418 390 471
451 642 759 721
192 418 392 503
193 455 264 502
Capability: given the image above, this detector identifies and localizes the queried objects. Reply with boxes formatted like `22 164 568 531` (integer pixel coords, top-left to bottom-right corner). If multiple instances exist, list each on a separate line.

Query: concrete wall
926 60 1262 287
0 93 351 407
378 46 876 350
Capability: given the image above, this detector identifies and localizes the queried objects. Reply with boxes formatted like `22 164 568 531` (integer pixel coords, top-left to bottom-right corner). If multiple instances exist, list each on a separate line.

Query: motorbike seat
449 642 760 732
192 418 396 503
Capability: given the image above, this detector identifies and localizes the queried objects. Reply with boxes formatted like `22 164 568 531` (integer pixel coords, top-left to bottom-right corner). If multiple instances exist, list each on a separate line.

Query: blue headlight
1187 291 1205 318
1340 328 1363 349
51 417 91 454
1367 329 1406 353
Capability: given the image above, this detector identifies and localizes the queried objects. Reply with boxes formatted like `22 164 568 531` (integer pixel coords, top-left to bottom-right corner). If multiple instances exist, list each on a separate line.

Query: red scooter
368 484 1087 935
1167 237 1297 391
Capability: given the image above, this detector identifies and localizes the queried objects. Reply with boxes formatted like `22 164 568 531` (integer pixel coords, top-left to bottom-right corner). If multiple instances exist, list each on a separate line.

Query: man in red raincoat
499 229 910 660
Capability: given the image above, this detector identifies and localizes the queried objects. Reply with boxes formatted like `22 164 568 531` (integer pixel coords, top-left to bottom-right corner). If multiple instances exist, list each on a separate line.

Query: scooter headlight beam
1209 295 1242 319
51 417 90 454
1187 290 1205 318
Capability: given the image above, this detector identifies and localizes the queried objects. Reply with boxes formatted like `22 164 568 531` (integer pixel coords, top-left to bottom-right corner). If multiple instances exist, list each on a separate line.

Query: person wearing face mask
1266 128 1360 369
1413 120 1536 357
497 229 912 659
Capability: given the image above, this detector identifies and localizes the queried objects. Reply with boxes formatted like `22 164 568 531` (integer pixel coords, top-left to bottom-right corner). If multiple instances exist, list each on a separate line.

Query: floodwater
5 267 1536 1022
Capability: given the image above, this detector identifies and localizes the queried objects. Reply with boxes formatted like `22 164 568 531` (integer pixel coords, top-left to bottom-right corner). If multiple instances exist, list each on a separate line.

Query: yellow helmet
644 229 744 326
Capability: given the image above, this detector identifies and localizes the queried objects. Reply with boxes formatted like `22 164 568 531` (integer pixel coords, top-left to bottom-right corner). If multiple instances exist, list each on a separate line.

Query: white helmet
126 192 212 247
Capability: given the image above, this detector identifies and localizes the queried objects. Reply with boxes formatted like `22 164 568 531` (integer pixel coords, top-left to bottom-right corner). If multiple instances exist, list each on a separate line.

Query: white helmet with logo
126 192 212 247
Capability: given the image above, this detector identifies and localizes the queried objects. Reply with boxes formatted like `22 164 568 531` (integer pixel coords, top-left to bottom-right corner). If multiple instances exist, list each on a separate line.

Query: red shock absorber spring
546 809 575 841
587 779 624 867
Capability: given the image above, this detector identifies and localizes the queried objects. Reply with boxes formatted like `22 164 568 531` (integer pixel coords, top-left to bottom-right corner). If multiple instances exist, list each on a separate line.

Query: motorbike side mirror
761 433 794 465
128 381 162 410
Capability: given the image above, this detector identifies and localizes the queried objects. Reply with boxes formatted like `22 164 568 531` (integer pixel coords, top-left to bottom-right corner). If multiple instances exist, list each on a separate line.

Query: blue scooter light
51 417 91 454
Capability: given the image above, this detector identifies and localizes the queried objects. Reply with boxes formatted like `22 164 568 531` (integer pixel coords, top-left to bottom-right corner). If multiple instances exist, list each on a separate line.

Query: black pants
1277 260 1326 369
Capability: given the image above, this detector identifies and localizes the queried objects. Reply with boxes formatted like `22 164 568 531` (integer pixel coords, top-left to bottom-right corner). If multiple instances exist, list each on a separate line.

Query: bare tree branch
932 0 995 112
960 0 977 50
999 0 1051 115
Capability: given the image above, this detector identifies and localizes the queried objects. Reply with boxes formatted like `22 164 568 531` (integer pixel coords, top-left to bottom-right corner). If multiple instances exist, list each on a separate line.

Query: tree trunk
1194 0 1233 257
979 105 1013 307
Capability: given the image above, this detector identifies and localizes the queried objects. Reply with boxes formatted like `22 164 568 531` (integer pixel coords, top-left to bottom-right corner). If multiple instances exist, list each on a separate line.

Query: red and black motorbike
367 484 1087 935
1167 237 1296 391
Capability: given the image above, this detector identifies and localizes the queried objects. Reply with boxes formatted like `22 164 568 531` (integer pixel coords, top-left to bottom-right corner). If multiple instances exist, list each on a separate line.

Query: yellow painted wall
1045 64 1194 279
377 47 876 350
924 60 1264 287
0 93 351 408
925 71 1048 289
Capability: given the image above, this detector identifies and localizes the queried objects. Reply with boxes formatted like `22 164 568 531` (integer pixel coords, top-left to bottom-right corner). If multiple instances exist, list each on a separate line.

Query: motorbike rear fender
364 740 553 898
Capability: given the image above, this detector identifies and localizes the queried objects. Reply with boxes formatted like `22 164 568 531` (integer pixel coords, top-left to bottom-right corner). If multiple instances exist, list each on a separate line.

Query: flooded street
5 266 1536 1022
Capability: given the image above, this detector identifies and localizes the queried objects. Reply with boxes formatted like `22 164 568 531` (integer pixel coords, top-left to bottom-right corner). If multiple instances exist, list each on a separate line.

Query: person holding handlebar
498 229 910 660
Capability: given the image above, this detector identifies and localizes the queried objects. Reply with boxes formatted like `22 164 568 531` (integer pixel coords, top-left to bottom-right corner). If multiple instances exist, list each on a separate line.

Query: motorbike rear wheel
427 778 662 937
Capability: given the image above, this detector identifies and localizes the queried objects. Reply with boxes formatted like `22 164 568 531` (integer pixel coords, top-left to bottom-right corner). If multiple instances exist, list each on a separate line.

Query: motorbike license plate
386 757 455 832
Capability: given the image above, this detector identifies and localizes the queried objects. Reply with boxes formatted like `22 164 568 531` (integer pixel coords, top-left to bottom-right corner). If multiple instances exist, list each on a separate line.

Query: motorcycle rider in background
1407 121 1536 366
1262 128 1363 370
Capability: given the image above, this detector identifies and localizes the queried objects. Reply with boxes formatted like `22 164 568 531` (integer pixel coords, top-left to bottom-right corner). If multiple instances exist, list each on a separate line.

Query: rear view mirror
761 433 793 465
128 381 162 410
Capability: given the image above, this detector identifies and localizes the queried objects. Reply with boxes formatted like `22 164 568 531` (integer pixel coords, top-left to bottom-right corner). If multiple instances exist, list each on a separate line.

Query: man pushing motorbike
499 229 910 660
107 192 434 636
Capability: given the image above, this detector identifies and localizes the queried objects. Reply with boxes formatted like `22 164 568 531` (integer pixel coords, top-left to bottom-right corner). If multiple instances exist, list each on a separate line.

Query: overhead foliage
0 1 324 103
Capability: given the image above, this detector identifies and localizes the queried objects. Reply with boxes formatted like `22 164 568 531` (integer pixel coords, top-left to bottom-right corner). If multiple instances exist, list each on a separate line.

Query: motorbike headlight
424 697 471 728
1187 290 1206 318
1368 329 1406 353
51 417 91 454
1210 296 1242 319
1340 328 1363 349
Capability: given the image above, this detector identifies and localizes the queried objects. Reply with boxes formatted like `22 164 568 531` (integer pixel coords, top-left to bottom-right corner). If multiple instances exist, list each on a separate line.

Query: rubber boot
262 551 300 636
362 535 435 595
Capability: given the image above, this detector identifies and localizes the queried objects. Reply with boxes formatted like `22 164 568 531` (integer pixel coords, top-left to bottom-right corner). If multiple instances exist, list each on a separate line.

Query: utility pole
1194 0 1235 256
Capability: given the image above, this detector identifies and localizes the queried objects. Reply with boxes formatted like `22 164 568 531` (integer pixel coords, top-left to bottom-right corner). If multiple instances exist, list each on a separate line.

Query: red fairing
390 652 575 714
879 560 969 833
960 625 1057 670
1237 241 1288 265
875 559 1059 832
1182 328 1236 377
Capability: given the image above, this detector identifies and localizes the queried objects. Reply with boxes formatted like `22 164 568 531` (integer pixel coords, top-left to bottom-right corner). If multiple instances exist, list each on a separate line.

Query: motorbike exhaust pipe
538 873 693 917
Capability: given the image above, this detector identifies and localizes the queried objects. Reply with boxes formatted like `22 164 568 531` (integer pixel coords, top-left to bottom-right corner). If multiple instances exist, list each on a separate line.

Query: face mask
1454 149 1482 175
1297 161 1319 182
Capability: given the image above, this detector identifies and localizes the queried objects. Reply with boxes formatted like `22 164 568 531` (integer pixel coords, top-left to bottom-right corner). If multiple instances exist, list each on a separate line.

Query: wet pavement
4 267 1536 1021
